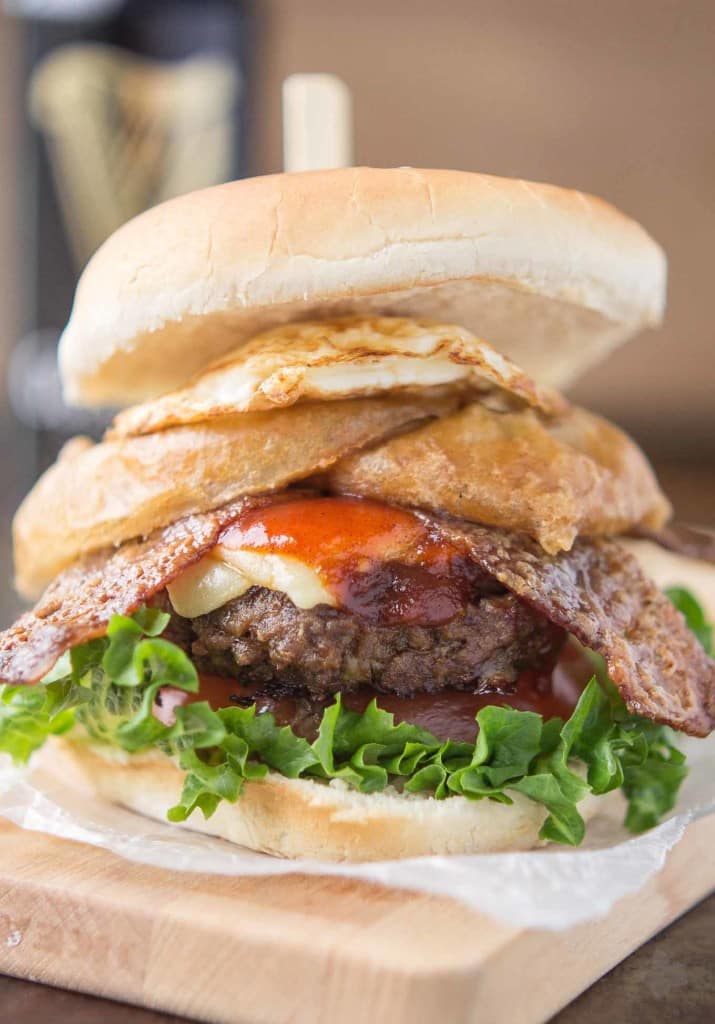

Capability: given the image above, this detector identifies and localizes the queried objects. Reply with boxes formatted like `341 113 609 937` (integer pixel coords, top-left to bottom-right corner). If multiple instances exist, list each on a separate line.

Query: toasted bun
59 167 666 407
49 736 619 861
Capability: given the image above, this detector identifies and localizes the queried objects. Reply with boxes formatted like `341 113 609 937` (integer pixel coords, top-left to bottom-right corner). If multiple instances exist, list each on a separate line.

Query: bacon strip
435 519 715 736
1 499 712 737
0 498 267 687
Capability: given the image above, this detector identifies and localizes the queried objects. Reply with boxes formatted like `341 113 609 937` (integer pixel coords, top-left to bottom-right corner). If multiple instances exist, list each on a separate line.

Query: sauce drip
218 496 485 626
155 643 595 744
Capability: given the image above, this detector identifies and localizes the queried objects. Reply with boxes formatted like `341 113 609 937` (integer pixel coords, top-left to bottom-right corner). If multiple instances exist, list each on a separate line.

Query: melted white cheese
167 558 250 618
167 549 334 618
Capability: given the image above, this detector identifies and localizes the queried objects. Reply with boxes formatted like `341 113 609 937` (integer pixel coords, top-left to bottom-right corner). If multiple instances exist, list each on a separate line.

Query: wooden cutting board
0 815 713 1024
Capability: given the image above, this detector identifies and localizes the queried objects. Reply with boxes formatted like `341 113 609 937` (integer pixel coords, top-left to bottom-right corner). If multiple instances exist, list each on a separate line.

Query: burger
0 168 713 861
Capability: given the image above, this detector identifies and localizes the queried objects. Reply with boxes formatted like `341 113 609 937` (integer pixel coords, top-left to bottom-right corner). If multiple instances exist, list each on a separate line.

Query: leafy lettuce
0 586 709 847
666 586 713 655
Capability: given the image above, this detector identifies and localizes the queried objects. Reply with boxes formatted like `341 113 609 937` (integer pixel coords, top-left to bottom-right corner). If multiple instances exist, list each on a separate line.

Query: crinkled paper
1 737 712 931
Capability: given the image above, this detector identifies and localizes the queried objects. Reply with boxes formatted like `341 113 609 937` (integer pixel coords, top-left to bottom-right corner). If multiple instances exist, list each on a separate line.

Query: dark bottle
7 0 251 468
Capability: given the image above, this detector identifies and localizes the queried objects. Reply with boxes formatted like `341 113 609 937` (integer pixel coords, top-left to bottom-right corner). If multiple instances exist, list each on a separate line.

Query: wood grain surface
2 895 713 1024
0 814 713 1024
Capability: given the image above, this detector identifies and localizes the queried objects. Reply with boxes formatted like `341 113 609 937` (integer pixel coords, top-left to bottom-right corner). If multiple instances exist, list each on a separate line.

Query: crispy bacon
0 497 712 737
435 518 715 736
0 498 268 687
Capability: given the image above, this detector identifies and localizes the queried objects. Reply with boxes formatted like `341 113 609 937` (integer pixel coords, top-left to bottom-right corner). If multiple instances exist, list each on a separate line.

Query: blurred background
0 0 713 623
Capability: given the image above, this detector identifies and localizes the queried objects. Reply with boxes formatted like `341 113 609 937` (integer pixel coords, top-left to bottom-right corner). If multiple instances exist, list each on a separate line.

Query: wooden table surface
0 893 712 1023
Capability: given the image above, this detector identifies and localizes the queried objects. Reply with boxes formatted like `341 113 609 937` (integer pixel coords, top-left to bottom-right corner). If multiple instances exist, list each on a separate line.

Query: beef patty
187 586 562 697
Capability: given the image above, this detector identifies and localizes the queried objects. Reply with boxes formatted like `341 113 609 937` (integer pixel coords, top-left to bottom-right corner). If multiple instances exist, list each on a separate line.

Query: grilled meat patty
2 496 711 735
187 585 562 697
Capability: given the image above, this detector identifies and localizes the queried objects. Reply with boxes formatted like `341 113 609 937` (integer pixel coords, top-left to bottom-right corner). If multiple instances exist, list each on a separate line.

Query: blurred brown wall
251 0 715 460
0 13 24 623
0 13 20 375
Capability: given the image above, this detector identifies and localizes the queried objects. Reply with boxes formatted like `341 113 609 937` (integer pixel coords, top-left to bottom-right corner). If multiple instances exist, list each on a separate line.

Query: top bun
59 167 666 407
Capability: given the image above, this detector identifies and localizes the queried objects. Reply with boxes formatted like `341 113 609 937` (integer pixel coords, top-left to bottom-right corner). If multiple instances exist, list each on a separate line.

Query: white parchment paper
1 737 713 931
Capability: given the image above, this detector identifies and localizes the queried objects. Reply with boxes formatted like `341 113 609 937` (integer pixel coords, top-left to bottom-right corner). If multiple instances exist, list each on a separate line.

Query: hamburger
0 167 713 861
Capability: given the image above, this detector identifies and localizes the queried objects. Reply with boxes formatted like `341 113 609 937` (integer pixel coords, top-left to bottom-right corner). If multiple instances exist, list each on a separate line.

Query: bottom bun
49 736 616 861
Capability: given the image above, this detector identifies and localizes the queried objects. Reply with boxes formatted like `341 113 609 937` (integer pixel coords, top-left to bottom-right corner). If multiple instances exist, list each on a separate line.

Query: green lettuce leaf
666 586 713 655
1 584 710 847
0 678 89 763
165 677 689 846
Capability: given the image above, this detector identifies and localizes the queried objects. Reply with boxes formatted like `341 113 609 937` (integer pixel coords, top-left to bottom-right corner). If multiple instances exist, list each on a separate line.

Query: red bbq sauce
155 643 595 744
155 495 596 743
217 496 482 626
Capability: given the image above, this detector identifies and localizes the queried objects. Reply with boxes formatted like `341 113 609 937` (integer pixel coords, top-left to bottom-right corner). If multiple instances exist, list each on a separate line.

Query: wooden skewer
282 73 353 173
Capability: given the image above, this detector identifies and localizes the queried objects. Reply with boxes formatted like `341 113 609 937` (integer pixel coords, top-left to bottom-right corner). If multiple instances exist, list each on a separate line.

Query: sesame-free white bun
59 167 666 407
48 736 617 861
